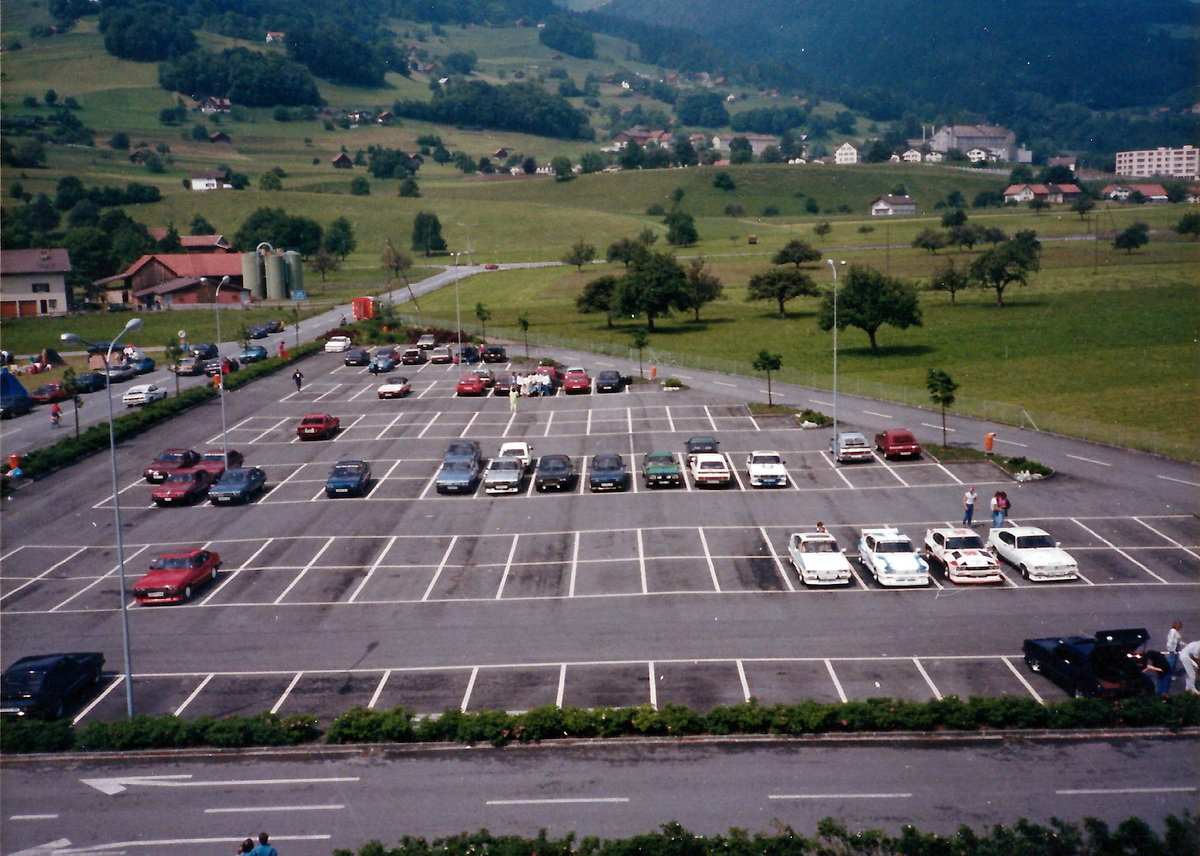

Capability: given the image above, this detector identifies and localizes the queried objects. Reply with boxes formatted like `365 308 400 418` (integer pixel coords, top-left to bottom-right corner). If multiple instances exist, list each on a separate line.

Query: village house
834 142 859 165
924 151 944 163
188 170 232 191
0 248 73 317
265 31 285 43
147 230 235 254
902 148 923 164
209 131 231 144
611 126 673 149
1002 184 1082 205
197 96 231 114
94 253 246 310
331 153 354 169
929 124 1017 161
870 195 916 216
1100 183 1170 202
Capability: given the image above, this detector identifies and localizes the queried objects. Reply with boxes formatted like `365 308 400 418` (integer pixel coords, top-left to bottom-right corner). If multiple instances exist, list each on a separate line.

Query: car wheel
1025 655 1041 672
210 568 218 582
1019 563 1029 579
184 585 193 601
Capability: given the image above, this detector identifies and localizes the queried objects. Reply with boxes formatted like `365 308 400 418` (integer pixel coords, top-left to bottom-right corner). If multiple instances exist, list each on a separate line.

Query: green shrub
0 717 74 753
797 408 831 426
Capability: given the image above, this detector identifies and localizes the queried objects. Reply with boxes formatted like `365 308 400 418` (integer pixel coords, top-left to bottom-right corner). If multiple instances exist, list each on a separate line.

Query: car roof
862 527 906 539
999 525 1049 536
796 532 837 541
749 449 782 457
928 527 976 536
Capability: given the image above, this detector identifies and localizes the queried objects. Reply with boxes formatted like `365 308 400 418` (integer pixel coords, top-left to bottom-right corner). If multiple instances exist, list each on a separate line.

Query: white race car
787 532 853 585
987 526 1079 582
857 527 929 587
324 336 352 353
746 450 789 488
376 377 412 399
924 528 1003 584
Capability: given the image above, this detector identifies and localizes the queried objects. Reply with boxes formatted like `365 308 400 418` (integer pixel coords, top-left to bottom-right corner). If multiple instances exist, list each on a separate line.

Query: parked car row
143 447 257 507
831 429 923 463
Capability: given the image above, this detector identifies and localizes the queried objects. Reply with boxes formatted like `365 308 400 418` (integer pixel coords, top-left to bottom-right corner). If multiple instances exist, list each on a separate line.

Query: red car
151 468 216 506
874 428 923 459
297 413 340 440
133 548 222 604
195 449 245 478
456 374 487 396
30 383 70 404
143 448 201 483
563 368 591 394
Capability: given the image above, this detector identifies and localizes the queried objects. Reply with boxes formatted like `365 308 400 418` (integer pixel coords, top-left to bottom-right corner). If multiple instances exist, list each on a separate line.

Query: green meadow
1 4 1197 457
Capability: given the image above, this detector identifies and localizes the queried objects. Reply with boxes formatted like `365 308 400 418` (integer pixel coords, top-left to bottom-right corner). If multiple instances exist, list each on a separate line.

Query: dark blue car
208 467 268 504
325 460 371 497
1 652 105 719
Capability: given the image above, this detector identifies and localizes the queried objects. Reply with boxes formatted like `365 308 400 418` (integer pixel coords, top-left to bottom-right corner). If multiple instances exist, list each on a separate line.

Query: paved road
2 736 1195 854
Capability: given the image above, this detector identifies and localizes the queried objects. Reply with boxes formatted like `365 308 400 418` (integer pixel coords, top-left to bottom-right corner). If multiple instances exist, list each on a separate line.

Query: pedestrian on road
509 383 518 412
1180 639 1200 693
962 486 977 526
1160 620 1185 695
250 832 278 856
292 369 303 392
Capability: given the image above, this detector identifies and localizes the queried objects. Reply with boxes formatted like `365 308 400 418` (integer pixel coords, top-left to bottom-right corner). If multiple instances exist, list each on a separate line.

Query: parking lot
2 352 1197 724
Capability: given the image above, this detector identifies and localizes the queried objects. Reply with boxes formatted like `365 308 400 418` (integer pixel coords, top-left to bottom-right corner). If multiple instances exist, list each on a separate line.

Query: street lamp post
60 316 143 719
827 259 845 444
205 276 232 461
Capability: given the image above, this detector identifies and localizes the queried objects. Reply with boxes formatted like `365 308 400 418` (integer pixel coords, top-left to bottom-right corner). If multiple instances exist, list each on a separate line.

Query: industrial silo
264 252 287 301
284 250 303 297
241 252 265 300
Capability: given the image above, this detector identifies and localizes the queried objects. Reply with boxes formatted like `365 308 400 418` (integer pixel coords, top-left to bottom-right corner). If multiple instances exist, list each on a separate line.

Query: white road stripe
487 797 630 805
736 659 751 702
825 659 847 703
270 671 303 714
770 792 912 800
423 536 459 601
205 804 344 813
460 666 478 712
173 674 213 717
1066 453 1111 467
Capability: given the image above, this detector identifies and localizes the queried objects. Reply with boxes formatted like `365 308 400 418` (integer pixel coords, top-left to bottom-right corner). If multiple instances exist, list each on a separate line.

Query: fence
390 312 1199 462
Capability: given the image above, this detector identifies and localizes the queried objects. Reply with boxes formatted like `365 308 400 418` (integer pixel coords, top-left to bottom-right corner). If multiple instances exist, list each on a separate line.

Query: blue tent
0 367 31 401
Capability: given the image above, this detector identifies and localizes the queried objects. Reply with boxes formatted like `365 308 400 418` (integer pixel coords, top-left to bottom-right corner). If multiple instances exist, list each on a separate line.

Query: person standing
250 832 278 856
990 491 1003 528
509 383 519 413
1160 621 1185 694
997 491 1010 524
1180 639 1200 693
292 369 303 392
962 486 977 526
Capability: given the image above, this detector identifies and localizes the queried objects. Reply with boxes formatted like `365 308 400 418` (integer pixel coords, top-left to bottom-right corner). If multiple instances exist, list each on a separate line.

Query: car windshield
442 461 472 472
156 452 187 464
491 460 521 472
220 471 250 485
699 461 724 470
752 455 781 464
593 456 622 470
1017 534 1056 549
2 671 44 694
301 417 324 425
540 459 568 472
150 556 195 570
445 443 477 457
646 454 674 465
842 436 868 447
946 536 985 549
164 472 198 483
875 540 912 553
332 465 363 477
804 540 836 553
892 433 916 443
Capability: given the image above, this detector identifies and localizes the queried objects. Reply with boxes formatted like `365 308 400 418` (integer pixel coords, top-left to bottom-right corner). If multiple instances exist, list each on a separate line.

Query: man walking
292 369 303 392
962 486 977 526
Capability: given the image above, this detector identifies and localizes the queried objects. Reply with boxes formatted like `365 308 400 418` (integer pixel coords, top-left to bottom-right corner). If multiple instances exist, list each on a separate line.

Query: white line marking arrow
81 774 359 794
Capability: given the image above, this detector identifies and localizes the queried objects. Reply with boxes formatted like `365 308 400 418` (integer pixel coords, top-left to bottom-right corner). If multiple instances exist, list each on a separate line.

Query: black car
1 652 105 719
454 345 481 364
482 345 508 363
595 370 625 393
73 372 108 393
248 324 270 339
208 467 268 504
400 347 427 365
588 453 630 491
685 435 720 454
191 343 219 360
534 454 576 492
325 460 372 497
264 319 285 333
1022 628 1167 699
344 349 371 366
1 393 33 419
203 357 240 377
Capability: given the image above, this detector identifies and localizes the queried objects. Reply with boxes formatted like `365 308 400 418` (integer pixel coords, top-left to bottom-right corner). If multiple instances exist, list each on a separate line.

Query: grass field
2 2 1197 457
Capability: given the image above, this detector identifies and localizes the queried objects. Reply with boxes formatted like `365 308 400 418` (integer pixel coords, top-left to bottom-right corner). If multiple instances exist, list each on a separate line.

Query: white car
924 528 1003 584
831 432 873 463
987 526 1079 582
787 532 853 585
687 453 731 487
122 383 168 407
324 336 352 353
498 441 533 471
376 377 412 399
483 457 525 495
746 450 789 487
857 527 929 587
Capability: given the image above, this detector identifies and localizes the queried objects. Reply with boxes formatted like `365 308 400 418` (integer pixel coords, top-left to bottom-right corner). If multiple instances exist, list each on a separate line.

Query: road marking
174 674 213 717
1132 517 1200 559
273 536 334 604
699 528 720 592
637 529 648 594
495 534 519 599
913 657 941 699
995 437 1028 447
770 792 912 800
1156 473 1200 487
758 526 795 592
648 661 657 709
585 408 593 436
1 546 87 603
11 835 331 853
332 414 365 441
569 531 580 597
348 535 397 603
420 536 460 602
714 381 737 388
368 669 391 710
878 458 910 488
705 404 719 431
271 672 303 714
1002 655 1044 703
417 412 440 438
487 797 630 806
8 815 60 821
665 405 676 433
376 412 405 441
736 659 751 702
50 546 149 612
460 411 479 438
920 422 954 433
543 410 555 437
205 804 345 813
81 774 360 795
863 410 891 418
1056 786 1197 796
460 665 478 712
1071 519 1169 584
825 659 847 703
811 398 833 407
202 538 273 605
1065 453 1111 467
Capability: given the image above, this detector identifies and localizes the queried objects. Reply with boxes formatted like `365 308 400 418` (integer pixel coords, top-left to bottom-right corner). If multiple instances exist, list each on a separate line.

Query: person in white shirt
1180 638 1200 694
1159 620 1184 694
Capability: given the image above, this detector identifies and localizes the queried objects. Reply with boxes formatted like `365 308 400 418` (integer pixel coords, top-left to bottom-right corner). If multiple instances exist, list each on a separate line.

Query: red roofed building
1100 183 1169 202
94 253 246 309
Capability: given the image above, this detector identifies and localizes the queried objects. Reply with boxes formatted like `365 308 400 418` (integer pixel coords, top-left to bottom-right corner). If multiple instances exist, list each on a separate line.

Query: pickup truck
687 453 732 488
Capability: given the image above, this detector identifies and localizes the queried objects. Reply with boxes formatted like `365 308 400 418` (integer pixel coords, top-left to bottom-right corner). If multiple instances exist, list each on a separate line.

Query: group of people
1160 620 1199 695
237 832 277 856
511 372 553 398
960 487 1010 527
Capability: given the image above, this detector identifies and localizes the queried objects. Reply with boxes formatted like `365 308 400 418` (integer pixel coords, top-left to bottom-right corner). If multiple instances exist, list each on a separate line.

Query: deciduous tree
968 231 1041 307
912 228 947 254
616 248 688 332
926 369 958 447
411 211 446 257
563 239 596 272
746 268 817 318
753 350 783 405
928 258 969 306
681 258 723 322
816 264 923 355
1113 221 1149 254
576 275 619 328
772 238 821 269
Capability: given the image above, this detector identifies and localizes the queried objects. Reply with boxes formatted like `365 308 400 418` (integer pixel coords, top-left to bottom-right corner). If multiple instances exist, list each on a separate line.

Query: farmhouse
1100 183 1169 202
95 253 246 310
870 195 917 216
834 142 859 165
331 153 354 169
189 170 231 191
0 248 73 318
147 230 235 254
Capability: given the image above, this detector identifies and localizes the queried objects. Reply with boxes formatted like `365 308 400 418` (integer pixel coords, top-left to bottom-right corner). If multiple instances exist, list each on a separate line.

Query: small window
31 282 50 293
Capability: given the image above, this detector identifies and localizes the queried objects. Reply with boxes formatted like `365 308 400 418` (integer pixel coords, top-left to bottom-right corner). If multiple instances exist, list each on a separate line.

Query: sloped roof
1 248 71 275
96 253 244 286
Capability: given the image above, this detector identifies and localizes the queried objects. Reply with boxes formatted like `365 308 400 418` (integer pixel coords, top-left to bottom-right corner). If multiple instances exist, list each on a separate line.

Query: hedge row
4 342 323 481
4 695 1196 755
327 815 1200 856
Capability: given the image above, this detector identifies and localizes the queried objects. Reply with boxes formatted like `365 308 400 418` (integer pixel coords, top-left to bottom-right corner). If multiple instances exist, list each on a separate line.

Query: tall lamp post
60 316 143 719
827 259 845 444
455 224 476 360
204 276 232 461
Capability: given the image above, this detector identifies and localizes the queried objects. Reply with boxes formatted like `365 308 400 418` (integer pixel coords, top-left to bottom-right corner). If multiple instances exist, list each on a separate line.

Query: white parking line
274 537 335 604
585 408 593 436
699 528 720 592
416 382 437 399
637 529 648 594
348 535 397 603
174 674 213 717
202 538 273 605
932 461 963 484
314 384 342 402
460 666 478 712
824 453 855 489
459 411 479 439
375 412 405 441
863 410 891 419
647 661 657 709
50 545 149 612
423 536 459 601
824 659 848 703
704 405 719 431
1072 519 1169 583
920 422 954 433
770 792 912 800
913 657 941 699
332 414 366 440
736 660 751 702
568 531 580 597
495 535 519 600
1132 517 1200 559
271 672 303 714
556 663 567 708
665 405 676 433
1 546 86 603
1066 453 1111 467
995 437 1028 448
1156 473 1200 487
876 457 910 488
758 526 795 592
249 417 289 445
1056 786 1198 796
543 410 555 437
367 670 390 709
417 412 440 438
1002 655 1044 703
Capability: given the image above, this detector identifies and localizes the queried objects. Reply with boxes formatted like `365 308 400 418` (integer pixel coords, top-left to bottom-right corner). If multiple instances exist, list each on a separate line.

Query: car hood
1015 546 1075 567
134 568 193 588
942 548 997 568
865 550 925 572
750 462 787 475
154 482 201 496
327 474 364 486
797 552 852 572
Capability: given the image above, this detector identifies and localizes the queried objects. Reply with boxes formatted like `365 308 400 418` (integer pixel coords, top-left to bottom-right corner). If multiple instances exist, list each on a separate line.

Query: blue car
368 355 396 374
325 460 371 497
238 345 269 364
130 356 156 375
208 467 268 504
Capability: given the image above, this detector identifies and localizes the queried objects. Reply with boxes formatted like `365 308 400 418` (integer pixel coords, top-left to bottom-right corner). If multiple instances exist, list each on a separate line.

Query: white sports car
787 532 853 585
324 336 352 353
376 377 412 399
122 383 168 407
924 528 1003 584
987 526 1078 582
857 527 929 587
746 450 789 487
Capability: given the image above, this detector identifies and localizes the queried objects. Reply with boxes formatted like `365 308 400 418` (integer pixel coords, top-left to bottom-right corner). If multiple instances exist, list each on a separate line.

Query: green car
641 451 683 488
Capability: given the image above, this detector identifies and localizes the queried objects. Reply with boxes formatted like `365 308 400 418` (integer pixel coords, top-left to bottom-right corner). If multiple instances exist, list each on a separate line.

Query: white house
189 170 231 191
924 151 944 163
902 148 923 163
0 248 73 317
966 148 990 163
834 142 859 165
870 195 917 216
